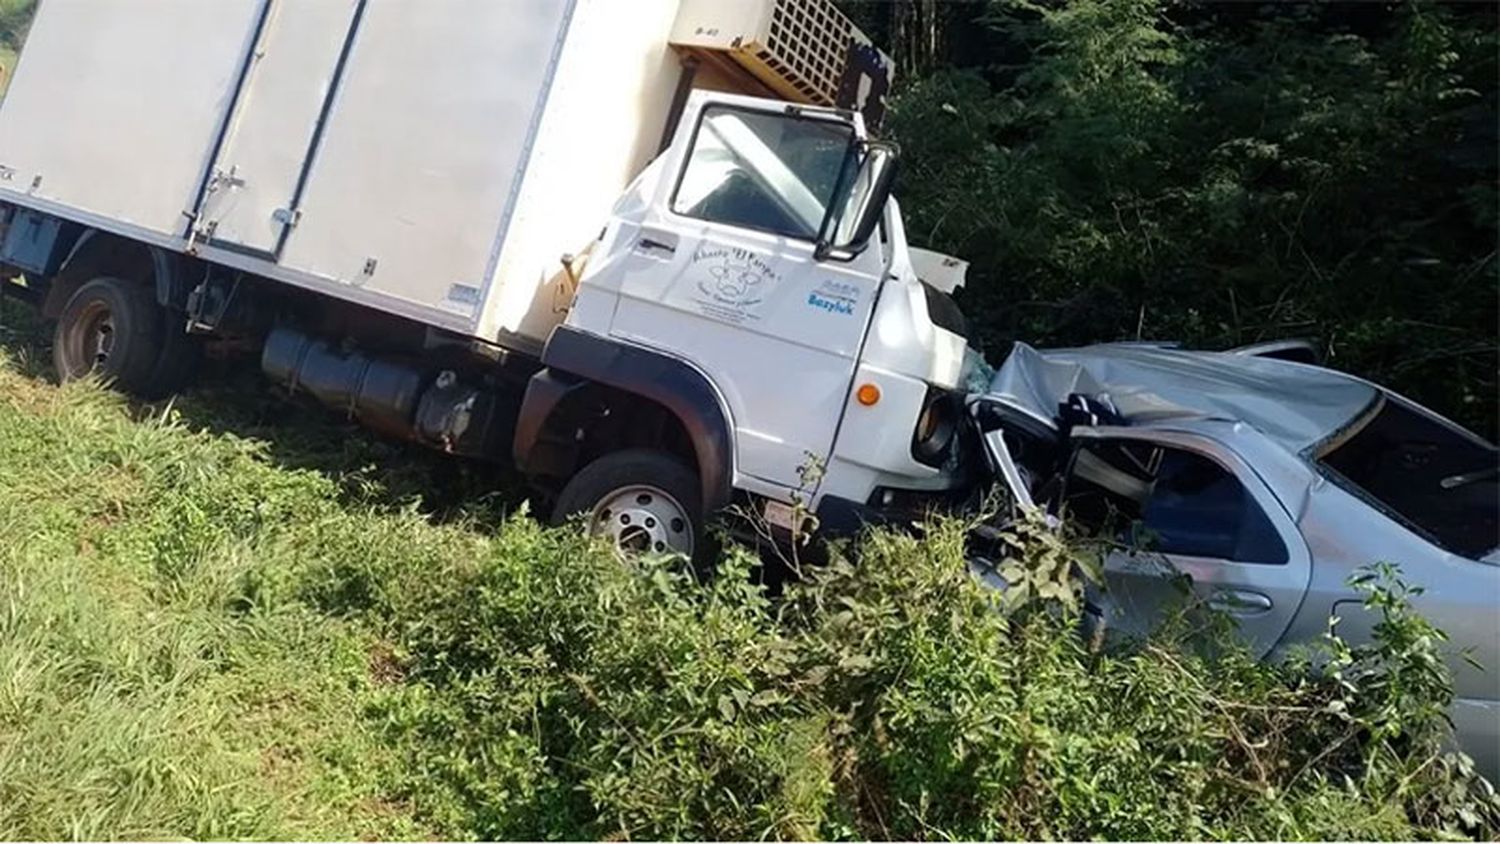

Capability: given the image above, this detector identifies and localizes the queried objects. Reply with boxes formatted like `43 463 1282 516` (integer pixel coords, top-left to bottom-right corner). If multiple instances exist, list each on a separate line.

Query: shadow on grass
0 295 532 526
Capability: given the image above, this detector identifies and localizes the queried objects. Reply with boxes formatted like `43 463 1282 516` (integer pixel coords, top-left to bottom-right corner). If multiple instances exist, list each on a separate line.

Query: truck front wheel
552 449 703 563
53 276 163 395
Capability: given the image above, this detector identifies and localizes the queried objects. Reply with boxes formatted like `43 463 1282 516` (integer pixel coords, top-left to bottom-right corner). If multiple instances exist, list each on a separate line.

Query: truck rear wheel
140 315 203 400
552 449 703 563
52 276 163 396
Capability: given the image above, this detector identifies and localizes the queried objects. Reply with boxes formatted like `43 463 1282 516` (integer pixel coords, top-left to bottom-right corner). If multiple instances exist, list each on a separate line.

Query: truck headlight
912 388 958 467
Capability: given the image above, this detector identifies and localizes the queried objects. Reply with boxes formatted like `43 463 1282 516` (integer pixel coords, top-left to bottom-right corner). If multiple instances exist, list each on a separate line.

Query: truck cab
0 0 974 563
521 91 974 557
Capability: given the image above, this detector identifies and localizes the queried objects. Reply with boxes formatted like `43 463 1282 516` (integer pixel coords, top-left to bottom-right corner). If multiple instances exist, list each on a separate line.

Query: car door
1063 428 1313 657
605 95 888 496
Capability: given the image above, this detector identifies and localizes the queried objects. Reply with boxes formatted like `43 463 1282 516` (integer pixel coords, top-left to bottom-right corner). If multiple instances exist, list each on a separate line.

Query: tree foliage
0 0 32 53
851 0 1498 437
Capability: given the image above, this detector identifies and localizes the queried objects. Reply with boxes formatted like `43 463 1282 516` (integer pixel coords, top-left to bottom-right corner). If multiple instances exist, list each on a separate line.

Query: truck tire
139 315 203 400
52 276 163 396
552 449 704 564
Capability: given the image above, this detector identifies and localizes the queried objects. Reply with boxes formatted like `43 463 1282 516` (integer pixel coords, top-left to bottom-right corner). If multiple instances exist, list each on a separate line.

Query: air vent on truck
761 0 855 105
669 0 893 128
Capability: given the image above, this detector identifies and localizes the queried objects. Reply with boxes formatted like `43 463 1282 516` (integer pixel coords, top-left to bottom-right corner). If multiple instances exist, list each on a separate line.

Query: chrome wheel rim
590 484 694 558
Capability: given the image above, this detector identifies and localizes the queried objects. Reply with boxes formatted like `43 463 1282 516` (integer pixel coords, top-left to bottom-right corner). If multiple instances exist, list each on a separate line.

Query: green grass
1 299 1495 840
0 307 437 838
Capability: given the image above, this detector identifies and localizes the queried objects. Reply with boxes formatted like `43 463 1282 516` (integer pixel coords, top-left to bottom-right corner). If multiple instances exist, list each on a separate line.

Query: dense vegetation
847 0 1498 438
3 303 1497 839
0 0 33 95
4 0 1492 433
0 1 1495 839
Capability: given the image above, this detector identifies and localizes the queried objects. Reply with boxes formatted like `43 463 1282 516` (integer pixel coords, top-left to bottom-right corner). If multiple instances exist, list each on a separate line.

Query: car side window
1065 440 1289 565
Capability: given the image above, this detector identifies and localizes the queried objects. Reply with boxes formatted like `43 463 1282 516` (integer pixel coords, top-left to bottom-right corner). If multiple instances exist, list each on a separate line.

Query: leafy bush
351 514 1500 840
873 0 1497 438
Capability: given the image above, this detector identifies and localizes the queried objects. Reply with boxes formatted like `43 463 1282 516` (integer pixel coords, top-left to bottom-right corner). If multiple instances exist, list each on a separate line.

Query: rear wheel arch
43 230 190 318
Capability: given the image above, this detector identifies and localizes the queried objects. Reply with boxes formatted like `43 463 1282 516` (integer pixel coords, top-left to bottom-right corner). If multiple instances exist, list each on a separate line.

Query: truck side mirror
816 142 898 262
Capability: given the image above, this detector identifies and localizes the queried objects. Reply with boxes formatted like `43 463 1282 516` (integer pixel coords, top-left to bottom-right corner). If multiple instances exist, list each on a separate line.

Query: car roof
986 342 1379 453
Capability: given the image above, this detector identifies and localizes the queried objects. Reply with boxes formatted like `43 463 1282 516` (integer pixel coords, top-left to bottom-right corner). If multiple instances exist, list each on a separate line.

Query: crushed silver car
969 341 1499 779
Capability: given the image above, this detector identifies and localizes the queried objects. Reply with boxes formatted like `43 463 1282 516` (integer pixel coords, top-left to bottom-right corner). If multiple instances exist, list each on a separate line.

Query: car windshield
1317 394 1498 559
673 106 856 240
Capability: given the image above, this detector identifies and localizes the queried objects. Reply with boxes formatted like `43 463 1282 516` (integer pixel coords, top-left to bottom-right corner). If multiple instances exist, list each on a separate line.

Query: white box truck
0 0 977 560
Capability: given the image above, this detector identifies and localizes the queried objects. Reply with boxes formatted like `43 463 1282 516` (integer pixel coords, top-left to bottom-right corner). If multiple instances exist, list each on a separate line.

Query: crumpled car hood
987 342 1379 453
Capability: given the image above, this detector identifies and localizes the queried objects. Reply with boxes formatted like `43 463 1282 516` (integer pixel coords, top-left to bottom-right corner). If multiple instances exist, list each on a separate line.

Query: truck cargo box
0 2 758 350
0 0 889 351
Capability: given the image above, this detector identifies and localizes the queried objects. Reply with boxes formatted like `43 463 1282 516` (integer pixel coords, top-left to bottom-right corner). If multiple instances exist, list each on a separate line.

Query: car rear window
1318 396 1498 559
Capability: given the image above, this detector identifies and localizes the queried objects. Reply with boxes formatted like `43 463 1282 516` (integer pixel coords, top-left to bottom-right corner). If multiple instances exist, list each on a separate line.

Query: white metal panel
595 91 886 493
197 0 362 254
0 0 264 237
668 0 772 52
477 0 686 345
280 0 575 325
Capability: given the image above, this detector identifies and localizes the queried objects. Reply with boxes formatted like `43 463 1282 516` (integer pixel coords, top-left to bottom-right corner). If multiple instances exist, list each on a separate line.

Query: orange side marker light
856 383 881 406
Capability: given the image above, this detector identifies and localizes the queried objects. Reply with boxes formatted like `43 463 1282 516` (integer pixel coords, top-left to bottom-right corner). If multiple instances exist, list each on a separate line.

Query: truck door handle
636 237 676 256
1208 590 1273 615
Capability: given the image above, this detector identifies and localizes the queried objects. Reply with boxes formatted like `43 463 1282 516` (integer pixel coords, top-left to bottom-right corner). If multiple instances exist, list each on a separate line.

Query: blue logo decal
807 292 855 315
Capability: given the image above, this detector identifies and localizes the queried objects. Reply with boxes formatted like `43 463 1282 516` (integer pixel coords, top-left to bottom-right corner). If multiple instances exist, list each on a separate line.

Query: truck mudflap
515 326 735 513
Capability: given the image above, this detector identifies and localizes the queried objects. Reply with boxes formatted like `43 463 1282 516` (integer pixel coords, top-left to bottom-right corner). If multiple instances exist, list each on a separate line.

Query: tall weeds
1 335 1494 839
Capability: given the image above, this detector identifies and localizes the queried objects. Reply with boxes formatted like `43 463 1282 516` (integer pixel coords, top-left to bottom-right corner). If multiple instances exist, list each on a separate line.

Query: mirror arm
813 139 865 262
813 241 860 263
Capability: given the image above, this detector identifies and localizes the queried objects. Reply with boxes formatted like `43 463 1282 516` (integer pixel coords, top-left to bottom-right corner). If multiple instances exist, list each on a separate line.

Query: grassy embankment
1 299 1495 840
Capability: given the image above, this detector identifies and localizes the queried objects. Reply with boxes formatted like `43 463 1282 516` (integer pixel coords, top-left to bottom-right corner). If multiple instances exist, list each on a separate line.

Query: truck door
192 0 364 257
606 94 887 496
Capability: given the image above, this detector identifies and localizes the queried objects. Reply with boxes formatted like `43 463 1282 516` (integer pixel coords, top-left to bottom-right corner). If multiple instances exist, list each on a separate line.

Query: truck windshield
672 105 856 241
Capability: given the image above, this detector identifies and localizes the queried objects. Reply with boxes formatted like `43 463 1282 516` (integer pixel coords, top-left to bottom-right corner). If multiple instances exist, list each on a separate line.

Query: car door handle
1208 590 1273 615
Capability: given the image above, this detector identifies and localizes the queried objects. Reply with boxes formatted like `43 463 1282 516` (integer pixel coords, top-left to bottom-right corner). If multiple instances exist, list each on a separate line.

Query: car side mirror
815 141 898 262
